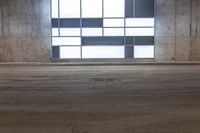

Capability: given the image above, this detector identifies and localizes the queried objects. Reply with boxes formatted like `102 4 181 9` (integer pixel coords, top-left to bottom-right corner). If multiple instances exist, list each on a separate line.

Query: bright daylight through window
51 0 155 59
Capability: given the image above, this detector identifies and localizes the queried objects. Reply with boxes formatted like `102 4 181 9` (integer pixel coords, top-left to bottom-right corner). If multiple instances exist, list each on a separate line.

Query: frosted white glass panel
104 28 124 36
82 46 124 58
52 28 59 36
82 28 103 36
126 18 155 27
134 46 154 58
60 28 81 36
103 19 124 27
52 37 81 46
82 0 102 18
51 0 59 18
60 46 81 58
126 28 154 36
104 0 124 17
60 0 80 18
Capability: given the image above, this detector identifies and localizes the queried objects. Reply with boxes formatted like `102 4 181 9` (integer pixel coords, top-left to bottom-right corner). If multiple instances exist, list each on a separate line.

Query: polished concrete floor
0 65 200 133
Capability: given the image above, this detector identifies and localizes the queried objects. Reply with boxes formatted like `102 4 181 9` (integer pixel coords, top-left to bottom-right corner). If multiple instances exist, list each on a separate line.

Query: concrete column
175 0 191 61
193 0 200 60
155 0 200 61
0 0 2 37
155 0 176 61
0 0 51 62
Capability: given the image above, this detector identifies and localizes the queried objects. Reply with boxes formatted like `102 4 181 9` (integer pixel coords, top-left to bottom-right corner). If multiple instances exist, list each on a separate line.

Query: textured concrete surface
0 65 200 133
0 0 51 62
155 0 200 61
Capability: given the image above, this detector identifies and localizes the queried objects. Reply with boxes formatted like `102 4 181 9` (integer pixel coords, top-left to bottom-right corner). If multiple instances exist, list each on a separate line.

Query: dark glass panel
82 18 103 27
60 19 80 27
125 46 134 58
82 37 124 45
52 46 60 58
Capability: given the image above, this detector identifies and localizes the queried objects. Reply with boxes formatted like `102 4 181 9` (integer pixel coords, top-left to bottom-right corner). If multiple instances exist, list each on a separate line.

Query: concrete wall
0 0 51 62
0 0 200 62
155 0 200 61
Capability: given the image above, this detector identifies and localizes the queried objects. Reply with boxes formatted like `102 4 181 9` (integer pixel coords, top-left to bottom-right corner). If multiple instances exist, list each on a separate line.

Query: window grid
51 0 155 59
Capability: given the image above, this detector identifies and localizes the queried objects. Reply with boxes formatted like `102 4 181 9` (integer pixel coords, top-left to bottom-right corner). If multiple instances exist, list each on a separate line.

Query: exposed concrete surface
0 0 51 62
155 0 200 61
0 65 200 133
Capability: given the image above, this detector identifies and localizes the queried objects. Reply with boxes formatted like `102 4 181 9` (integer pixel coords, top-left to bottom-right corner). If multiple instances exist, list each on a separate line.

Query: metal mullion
54 45 81 47
102 0 104 36
104 27 125 28
80 0 83 59
133 0 136 58
103 17 125 19
58 0 60 37
53 36 81 37
133 0 136 17
123 1 126 58
153 0 156 59
126 26 154 28
50 0 53 59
